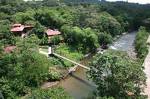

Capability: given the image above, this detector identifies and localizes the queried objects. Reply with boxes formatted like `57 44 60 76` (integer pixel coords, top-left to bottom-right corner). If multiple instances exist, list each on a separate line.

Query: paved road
144 46 150 98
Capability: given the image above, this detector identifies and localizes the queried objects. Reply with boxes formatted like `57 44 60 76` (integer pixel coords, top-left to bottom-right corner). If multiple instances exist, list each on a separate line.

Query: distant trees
101 2 150 30
0 0 28 15
42 0 60 6
63 0 100 4
34 8 65 29
98 12 122 36
88 50 147 99
12 10 35 24
143 18 150 30
85 12 122 36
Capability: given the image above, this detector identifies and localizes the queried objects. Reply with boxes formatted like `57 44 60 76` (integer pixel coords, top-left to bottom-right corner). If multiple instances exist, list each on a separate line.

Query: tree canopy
0 0 150 98
88 50 146 98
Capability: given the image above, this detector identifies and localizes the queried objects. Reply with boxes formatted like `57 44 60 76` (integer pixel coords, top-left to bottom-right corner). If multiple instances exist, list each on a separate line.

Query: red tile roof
4 46 16 53
46 29 61 36
12 24 22 27
11 24 33 32
11 25 25 32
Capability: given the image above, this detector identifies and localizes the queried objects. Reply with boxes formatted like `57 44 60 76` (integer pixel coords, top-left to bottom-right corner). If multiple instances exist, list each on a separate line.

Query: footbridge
53 53 90 70
39 48 90 72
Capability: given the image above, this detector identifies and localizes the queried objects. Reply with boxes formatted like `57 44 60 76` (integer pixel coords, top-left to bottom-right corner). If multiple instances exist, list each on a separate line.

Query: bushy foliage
88 50 146 98
0 20 15 45
12 10 35 24
35 8 65 29
135 27 149 59
26 87 72 99
99 12 122 36
48 67 62 81
51 35 62 45
61 25 99 52
98 32 113 45
0 35 52 98
1 0 150 98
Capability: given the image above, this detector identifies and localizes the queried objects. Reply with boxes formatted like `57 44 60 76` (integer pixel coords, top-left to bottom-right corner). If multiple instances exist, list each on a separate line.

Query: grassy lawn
54 44 84 67
39 44 84 67
55 44 84 61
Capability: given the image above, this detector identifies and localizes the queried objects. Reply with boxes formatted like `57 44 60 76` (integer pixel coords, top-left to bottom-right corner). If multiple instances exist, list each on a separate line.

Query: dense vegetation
0 35 63 98
88 50 146 99
25 87 72 99
0 0 150 98
135 27 149 59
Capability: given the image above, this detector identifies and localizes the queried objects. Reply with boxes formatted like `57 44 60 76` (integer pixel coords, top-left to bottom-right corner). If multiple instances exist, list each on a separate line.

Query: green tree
26 87 72 99
83 28 99 52
88 50 146 98
61 25 99 52
35 8 65 28
98 32 113 45
135 26 149 59
31 22 48 45
98 12 122 36
0 20 15 45
12 9 35 24
0 35 51 98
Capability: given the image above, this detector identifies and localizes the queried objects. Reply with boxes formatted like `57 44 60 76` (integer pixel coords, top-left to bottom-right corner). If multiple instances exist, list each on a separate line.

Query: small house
11 24 33 38
46 29 61 39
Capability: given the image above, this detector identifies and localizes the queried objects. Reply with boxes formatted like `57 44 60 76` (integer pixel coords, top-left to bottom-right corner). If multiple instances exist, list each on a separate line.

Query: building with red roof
11 25 24 32
45 29 62 43
11 24 33 38
46 29 61 37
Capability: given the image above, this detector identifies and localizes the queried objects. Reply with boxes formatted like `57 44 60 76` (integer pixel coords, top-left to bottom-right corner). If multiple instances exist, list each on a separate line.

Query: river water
58 32 137 99
110 32 136 51
58 56 96 99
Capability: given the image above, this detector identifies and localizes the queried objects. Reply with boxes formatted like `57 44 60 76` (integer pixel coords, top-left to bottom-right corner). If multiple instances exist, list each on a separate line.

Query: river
110 32 136 51
58 32 137 99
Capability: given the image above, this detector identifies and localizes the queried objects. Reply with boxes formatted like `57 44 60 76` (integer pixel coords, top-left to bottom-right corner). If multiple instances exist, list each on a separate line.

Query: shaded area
70 73 96 88
58 67 96 99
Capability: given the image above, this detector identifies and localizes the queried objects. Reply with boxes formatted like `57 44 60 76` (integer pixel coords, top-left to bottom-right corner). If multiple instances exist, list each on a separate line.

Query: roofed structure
11 25 24 32
46 29 61 36
11 23 33 37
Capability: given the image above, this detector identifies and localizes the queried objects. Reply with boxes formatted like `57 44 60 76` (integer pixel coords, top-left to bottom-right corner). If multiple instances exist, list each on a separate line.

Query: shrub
26 87 72 99
51 35 62 45
98 32 113 45
61 25 99 53
135 26 149 59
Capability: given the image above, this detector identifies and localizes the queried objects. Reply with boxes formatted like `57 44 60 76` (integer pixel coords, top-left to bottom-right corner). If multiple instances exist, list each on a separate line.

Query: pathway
39 49 90 71
53 53 90 70
144 36 150 98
